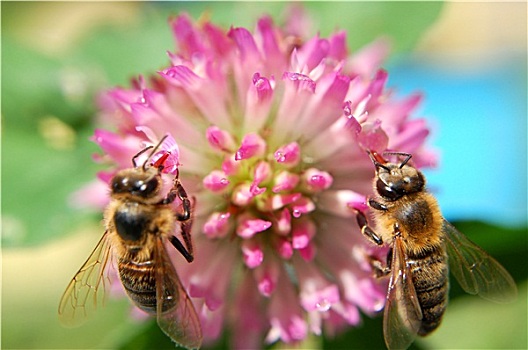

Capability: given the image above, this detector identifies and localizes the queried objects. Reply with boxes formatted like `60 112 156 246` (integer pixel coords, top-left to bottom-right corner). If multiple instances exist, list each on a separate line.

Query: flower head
80 10 436 348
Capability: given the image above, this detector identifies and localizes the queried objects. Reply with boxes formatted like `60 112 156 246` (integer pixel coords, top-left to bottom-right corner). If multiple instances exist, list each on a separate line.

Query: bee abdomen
408 251 449 336
118 260 158 314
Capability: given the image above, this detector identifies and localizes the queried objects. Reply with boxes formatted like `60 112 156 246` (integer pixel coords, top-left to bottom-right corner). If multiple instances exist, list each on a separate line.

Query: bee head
368 151 425 201
111 167 161 198
111 135 171 199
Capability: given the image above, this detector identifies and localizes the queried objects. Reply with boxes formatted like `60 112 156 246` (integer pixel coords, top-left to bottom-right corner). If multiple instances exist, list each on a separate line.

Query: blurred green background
2 2 526 349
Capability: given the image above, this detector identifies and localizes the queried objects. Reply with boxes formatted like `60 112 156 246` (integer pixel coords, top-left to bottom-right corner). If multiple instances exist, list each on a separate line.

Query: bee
355 151 517 350
59 135 203 350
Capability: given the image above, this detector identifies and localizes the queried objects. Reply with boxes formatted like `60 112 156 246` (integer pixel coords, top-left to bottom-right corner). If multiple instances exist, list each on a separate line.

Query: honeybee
355 151 517 350
59 135 203 350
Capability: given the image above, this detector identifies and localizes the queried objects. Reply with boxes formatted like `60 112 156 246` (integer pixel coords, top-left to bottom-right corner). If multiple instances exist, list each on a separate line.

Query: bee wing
383 236 423 350
58 231 112 327
154 238 203 350
443 220 517 303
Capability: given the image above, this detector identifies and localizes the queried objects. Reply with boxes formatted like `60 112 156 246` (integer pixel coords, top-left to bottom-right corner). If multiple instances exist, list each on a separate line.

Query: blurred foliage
2 2 526 350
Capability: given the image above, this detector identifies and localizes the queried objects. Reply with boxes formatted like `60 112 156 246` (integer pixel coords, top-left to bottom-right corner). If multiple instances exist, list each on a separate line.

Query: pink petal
161 65 201 88
302 168 333 192
254 258 280 297
160 65 232 129
347 37 391 77
91 129 142 168
272 171 300 193
250 161 271 196
295 35 329 71
297 72 350 140
222 154 241 176
231 273 267 349
267 193 302 211
282 72 316 93
319 190 367 217
143 132 180 175
283 5 312 38
291 219 316 250
198 303 225 343
232 183 254 206
237 216 272 239
298 243 316 261
301 284 340 312
187 243 236 311
257 274 275 297
291 197 315 218
332 302 361 325
235 133 266 161
203 22 232 58
241 240 264 268
274 208 292 236
203 170 230 193
203 212 232 238
68 180 110 210
328 31 347 61
266 273 308 343
388 118 429 151
256 17 285 73
228 26 261 63
357 120 389 152
170 14 207 58
275 238 294 259
206 126 236 152
302 115 355 162
252 72 273 102
243 73 274 134
274 142 300 166
366 69 389 107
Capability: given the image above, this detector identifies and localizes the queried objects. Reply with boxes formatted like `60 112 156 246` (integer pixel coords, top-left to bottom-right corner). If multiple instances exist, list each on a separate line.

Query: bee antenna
142 135 169 171
132 146 153 168
399 153 412 168
367 150 390 171
381 151 413 169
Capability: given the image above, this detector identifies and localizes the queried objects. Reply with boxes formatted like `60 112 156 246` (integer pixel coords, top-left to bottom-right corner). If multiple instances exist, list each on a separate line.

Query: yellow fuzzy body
371 191 444 256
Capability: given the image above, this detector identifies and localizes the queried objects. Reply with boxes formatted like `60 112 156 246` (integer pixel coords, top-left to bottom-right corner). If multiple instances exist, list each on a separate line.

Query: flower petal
235 133 266 161
237 216 272 238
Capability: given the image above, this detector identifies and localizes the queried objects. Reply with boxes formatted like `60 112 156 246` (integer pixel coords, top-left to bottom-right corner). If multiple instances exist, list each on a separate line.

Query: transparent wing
58 232 112 327
443 220 517 303
383 236 423 350
155 238 203 350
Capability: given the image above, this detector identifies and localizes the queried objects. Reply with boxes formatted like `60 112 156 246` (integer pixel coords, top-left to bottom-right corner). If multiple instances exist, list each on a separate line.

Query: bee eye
133 178 159 196
112 176 128 193
376 179 402 201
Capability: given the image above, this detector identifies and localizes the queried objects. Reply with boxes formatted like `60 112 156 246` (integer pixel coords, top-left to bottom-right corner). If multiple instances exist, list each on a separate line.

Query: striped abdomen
118 259 158 314
408 247 449 335
118 256 179 314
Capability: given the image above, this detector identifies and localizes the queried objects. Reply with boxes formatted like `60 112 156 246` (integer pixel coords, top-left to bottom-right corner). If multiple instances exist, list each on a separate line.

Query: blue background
388 55 527 226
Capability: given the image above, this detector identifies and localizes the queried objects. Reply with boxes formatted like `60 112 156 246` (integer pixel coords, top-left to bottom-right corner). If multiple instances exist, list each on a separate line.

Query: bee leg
174 181 191 222
368 198 388 211
158 172 192 221
162 171 195 263
170 235 194 263
355 209 384 246
169 204 195 263
367 252 391 278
